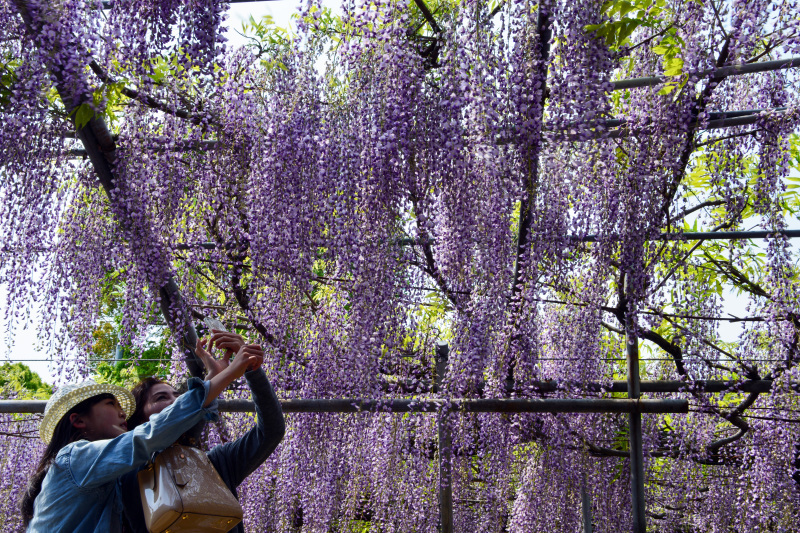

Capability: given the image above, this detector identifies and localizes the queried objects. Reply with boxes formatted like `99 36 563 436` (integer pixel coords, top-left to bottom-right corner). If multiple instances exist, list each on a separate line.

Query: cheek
144 399 174 419
142 402 158 420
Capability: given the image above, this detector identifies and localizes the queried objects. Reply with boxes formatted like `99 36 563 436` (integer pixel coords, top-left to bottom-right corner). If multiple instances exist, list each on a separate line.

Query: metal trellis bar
382 378 796 395
601 108 786 128
400 229 800 246
63 107 790 158
611 56 800 90
0 398 690 415
11 229 799 253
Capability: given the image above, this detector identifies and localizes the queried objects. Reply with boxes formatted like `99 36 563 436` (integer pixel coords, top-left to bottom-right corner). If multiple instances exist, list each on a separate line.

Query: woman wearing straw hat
20 344 262 532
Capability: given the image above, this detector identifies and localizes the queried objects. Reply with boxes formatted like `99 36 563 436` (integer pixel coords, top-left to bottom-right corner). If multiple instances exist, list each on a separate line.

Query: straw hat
40 380 135 444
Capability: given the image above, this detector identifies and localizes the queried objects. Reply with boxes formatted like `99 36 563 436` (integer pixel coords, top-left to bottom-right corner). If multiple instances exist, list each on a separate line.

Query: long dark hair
127 376 166 431
128 377 202 447
20 393 115 526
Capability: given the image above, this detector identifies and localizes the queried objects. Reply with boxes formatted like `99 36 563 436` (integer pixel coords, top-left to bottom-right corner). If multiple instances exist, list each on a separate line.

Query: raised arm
68 347 260 490
207 366 286 489
203 343 262 406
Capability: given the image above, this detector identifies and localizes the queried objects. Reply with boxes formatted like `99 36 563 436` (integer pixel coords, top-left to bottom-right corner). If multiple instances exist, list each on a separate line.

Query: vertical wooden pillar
435 342 453 533
581 474 593 533
438 414 453 533
625 279 646 533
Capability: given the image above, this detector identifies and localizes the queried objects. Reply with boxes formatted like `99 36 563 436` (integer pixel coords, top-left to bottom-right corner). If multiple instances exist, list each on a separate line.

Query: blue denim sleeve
63 378 219 490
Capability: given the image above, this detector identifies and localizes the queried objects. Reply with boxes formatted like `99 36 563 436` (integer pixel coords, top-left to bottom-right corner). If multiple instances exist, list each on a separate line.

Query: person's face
71 396 128 441
142 383 180 421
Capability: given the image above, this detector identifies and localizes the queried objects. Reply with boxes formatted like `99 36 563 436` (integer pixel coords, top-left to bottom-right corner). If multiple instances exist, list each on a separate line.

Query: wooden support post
581 474 593 533
435 342 453 533
438 413 453 533
625 282 646 533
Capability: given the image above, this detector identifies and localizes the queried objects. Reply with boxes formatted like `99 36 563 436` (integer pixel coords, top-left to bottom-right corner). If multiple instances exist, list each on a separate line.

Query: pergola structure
2 0 799 532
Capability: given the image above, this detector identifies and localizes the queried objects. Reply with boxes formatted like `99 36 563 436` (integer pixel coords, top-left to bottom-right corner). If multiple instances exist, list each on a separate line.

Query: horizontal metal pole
0 398 688 414
67 140 217 159
101 0 279 7
612 56 800 90
673 230 800 241
174 230 800 253
701 112 781 130
577 229 800 243
65 106 784 159
384 378 795 395
67 109 786 159
579 107 786 130
0 400 45 414
408 229 800 246
174 242 218 250
227 398 690 413
527 380 788 394
0 382 783 412
600 109 790 140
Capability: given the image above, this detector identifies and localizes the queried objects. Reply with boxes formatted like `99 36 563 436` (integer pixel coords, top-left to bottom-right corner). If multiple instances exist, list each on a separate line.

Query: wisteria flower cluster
1 0 799 531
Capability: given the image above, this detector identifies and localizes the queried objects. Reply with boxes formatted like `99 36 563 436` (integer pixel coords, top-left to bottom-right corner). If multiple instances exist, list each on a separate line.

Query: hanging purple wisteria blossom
0 0 799 530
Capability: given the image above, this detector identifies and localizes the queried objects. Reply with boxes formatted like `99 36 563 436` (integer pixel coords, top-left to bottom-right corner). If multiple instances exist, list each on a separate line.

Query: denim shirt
27 378 219 533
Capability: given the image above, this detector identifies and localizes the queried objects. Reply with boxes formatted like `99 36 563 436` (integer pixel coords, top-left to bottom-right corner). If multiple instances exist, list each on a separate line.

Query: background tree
0 363 52 400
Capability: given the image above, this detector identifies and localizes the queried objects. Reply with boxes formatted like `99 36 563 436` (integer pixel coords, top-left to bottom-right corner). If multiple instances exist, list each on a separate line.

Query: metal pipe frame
0 398 689 415
611 56 800 90
552 378 780 394
434 342 454 533
581 229 800 242
385 378 792 395
394 229 800 248
582 475 594 533
12 6 798 532
601 108 786 128
168 229 800 253
65 107 791 159
437 413 453 533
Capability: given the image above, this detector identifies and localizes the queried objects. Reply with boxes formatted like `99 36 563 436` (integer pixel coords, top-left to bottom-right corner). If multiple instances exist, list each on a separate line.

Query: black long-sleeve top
119 369 285 533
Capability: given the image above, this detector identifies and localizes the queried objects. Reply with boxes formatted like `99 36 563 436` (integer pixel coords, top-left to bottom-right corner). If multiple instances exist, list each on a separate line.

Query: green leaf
657 82 678 95
618 19 642 43
664 57 684 76
618 1 635 17
73 103 95 128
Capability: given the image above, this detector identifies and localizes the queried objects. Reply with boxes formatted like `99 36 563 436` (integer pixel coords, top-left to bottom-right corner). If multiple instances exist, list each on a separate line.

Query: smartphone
203 317 227 333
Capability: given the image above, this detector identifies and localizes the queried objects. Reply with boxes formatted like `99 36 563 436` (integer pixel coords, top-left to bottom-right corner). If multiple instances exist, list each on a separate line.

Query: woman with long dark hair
21 344 262 532
120 330 285 533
